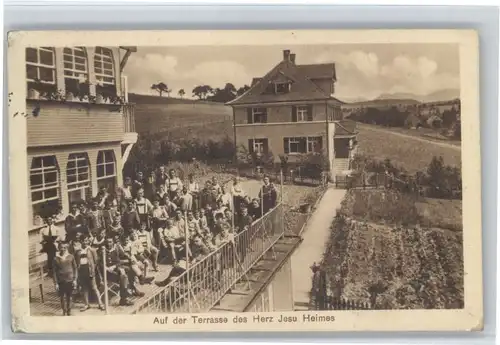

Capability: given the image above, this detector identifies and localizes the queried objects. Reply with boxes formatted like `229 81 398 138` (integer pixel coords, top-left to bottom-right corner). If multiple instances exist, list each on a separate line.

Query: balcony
122 103 138 145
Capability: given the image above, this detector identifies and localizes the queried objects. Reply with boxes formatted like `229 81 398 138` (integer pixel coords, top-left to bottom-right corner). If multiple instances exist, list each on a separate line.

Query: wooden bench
29 253 46 303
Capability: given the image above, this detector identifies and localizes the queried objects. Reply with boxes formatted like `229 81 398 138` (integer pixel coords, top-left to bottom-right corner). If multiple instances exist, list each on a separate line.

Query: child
107 213 124 239
91 229 106 249
53 241 78 316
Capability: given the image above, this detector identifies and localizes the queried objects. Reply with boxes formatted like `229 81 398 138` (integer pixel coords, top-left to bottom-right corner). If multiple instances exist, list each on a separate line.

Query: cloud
124 54 252 97
316 51 459 100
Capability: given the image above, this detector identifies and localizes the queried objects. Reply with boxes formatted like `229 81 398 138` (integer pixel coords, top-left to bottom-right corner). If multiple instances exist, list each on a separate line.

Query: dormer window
275 82 290 94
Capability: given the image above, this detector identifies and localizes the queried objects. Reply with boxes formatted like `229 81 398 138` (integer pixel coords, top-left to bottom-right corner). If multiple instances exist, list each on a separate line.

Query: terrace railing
123 103 136 133
130 203 285 314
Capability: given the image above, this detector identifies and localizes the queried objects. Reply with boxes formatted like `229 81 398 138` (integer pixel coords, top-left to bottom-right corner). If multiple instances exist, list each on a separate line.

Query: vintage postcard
8 29 482 333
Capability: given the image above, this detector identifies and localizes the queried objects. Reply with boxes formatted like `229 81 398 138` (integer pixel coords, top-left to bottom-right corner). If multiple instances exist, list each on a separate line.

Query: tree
178 89 185 98
166 88 172 97
236 84 251 96
151 82 169 97
192 85 213 100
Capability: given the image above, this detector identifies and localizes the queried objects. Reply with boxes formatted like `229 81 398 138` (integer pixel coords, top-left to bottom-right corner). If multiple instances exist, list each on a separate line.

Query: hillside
343 98 421 108
129 93 232 134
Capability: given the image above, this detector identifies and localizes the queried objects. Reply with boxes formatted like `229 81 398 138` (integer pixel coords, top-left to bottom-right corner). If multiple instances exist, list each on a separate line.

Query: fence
335 171 461 199
128 203 285 314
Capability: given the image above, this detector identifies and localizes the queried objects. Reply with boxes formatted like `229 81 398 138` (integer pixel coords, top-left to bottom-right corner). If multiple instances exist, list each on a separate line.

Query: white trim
236 120 325 127
94 46 116 85
30 155 59 205
26 47 56 84
251 107 267 123
96 150 116 180
230 98 343 107
296 105 309 122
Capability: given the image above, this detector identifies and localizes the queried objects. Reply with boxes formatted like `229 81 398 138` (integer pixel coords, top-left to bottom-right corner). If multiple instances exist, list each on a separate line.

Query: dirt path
290 187 346 310
358 124 461 151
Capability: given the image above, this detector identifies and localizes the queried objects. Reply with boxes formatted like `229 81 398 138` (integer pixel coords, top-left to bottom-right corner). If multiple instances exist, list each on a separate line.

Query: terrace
30 203 287 315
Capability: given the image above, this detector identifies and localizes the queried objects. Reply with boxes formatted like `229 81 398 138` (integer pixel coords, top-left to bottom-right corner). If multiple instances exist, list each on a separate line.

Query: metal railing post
102 248 109 315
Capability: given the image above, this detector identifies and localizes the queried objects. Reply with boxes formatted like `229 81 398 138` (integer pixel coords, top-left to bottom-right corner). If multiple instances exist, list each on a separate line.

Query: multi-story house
25 46 138 261
227 49 358 180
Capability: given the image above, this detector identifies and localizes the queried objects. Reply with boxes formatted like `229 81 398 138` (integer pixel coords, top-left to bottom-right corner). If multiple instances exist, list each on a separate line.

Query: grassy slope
356 125 462 173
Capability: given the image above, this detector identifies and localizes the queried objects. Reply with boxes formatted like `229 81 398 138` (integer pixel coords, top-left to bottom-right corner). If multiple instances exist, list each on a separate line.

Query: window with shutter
292 106 297 122
248 139 254 153
247 109 253 124
251 139 267 156
307 136 322 153
284 138 290 154
307 105 314 121
251 108 267 123
286 137 307 154
296 106 308 122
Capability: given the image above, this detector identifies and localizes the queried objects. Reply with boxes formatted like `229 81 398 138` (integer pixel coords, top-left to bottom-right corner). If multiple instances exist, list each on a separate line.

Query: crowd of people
41 167 279 316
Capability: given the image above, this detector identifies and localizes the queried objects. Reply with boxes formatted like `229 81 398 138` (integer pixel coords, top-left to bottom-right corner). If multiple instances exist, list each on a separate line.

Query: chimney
283 49 291 61
290 53 296 64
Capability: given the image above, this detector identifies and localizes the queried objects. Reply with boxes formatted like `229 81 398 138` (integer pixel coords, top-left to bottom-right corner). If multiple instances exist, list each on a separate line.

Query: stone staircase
333 158 350 176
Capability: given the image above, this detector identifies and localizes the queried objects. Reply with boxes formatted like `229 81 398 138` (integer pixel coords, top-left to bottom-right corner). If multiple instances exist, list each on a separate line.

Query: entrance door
334 138 350 158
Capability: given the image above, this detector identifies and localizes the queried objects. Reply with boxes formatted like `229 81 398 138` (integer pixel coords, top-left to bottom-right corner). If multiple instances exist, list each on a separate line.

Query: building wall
27 102 125 147
247 256 294 312
27 142 122 226
235 122 328 163
234 102 334 125
26 46 126 148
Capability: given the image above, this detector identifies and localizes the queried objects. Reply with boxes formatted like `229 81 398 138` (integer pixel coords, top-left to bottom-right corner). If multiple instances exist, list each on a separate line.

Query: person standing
156 165 168 190
179 186 193 212
52 242 78 316
94 185 109 210
166 169 183 200
64 202 86 242
40 216 61 277
259 175 278 215
87 200 105 237
187 173 200 211
117 177 134 214
76 236 104 311
135 188 153 227
144 171 157 201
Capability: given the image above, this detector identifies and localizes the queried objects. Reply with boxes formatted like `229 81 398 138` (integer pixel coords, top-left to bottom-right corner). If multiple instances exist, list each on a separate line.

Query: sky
123 43 460 102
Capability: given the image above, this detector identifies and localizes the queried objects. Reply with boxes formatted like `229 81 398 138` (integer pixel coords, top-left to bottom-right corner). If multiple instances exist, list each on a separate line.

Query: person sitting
99 237 136 306
186 211 200 234
150 197 169 230
173 209 187 239
212 213 231 239
119 235 154 286
223 208 233 226
190 234 211 262
121 200 140 236
91 228 106 249
214 221 234 247
160 219 183 263
213 199 227 220
211 176 222 196
163 194 178 216
198 209 210 232
204 204 215 230
136 224 159 272
76 235 104 311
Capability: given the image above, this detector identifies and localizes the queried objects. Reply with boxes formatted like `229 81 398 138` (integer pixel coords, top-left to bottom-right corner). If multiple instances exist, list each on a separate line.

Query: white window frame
26 47 56 84
287 137 304 154
66 153 91 204
307 136 322 153
274 82 290 94
30 156 60 205
94 47 116 86
251 108 267 123
252 138 266 156
297 106 309 122
97 150 116 181
63 47 88 81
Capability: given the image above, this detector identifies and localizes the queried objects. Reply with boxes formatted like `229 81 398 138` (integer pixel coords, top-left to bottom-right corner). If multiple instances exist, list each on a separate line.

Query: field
130 93 232 135
356 124 462 173
323 189 463 310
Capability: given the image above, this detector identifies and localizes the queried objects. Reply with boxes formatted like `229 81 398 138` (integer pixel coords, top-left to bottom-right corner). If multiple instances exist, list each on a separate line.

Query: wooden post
102 248 109 314
184 211 191 312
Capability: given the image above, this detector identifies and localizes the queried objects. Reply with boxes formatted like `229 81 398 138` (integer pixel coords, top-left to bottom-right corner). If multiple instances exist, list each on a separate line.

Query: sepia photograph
8 30 482 333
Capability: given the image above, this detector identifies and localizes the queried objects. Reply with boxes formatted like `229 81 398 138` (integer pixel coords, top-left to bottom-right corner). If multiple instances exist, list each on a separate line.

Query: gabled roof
227 59 337 106
335 120 358 136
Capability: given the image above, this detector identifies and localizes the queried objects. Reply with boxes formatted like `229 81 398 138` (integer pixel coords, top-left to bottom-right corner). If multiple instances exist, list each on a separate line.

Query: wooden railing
123 103 136 132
